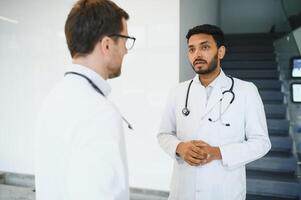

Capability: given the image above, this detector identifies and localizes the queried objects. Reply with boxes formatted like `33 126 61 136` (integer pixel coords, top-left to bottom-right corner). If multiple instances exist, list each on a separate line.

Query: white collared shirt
34 64 129 200
192 70 223 103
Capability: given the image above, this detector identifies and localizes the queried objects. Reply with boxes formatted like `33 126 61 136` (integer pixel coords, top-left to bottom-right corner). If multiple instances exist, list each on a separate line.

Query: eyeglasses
109 34 136 50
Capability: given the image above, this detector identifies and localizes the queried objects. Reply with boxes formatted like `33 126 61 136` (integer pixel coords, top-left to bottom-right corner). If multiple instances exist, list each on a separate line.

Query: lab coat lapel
204 84 223 114
204 71 229 114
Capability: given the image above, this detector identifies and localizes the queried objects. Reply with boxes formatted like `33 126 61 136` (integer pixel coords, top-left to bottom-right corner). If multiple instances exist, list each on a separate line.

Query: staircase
223 33 301 200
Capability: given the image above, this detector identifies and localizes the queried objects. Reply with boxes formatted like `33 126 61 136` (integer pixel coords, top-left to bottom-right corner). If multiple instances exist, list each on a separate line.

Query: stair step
246 170 301 199
269 130 289 137
249 80 282 91
224 53 276 61
270 135 293 152
225 69 279 79
227 45 274 53
264 104 286 119
259 91 284 103
225 39 274 46
222 61 277 69
246 193 299 200
225 33 282 40
267 119 289 133
247 151 298 174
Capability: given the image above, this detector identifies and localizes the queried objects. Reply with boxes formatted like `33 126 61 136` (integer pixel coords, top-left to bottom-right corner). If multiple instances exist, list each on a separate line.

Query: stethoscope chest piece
182 108 190 116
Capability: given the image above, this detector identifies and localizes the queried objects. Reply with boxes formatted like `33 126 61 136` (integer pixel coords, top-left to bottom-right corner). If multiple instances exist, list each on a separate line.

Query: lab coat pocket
218 101 245 145
222 166 246 200
218 112 245 146
219 125 242 145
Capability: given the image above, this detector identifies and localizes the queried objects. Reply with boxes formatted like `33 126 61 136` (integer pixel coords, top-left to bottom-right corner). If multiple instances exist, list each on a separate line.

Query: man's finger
186 160 199 166
191 146 207 158
194 141 209 147
186 156 202 165
189 150 205 160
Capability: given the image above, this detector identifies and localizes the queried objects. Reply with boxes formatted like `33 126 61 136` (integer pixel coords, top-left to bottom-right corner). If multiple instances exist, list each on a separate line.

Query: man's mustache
193 59 207 65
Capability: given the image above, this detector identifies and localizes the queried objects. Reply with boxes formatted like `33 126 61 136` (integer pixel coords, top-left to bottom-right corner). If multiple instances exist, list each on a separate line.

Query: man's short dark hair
65 0 129 58
186 24 224 48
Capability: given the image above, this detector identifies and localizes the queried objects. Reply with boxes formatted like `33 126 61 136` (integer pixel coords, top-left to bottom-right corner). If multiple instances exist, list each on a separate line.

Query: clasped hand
176 140 220 166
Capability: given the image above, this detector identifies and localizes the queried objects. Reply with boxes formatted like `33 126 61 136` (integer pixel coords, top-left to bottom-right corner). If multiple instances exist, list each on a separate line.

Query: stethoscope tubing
64 71 133 130
182 75 235 126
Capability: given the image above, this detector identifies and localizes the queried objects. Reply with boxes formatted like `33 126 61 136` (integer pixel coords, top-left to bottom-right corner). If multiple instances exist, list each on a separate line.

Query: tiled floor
0 184 168 200
0 172 168 200
0 184 35 200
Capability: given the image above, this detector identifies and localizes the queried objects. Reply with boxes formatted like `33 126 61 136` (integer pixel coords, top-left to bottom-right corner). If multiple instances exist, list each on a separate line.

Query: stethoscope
64 71 133 130
182 76 235 126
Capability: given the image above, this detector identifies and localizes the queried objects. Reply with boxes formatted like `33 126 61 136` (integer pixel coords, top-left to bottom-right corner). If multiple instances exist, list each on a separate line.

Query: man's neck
199 67 221 87
72 56 108 80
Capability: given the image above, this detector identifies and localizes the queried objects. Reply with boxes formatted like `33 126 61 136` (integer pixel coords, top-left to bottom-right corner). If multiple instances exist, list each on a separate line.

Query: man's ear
99 36 111 55
217 45 226 59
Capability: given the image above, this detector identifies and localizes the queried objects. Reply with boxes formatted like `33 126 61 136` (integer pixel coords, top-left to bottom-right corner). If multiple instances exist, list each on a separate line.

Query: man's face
187 33 221 75
107 18 128 79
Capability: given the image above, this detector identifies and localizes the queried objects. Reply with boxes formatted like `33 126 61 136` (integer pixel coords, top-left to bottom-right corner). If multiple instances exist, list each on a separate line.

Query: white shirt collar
192 69 227 89
65 63 112 97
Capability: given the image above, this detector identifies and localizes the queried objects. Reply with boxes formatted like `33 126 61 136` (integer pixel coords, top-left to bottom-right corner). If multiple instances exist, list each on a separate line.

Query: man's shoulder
165 79 192 98
42 77 115 114
174 79 193 90
232 76 256 89
230 77 260 100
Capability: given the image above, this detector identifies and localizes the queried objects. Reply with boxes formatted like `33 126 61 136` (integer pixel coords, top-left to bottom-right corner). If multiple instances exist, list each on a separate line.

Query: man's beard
191 53 218 75
107 60 122 79
108 67 121 79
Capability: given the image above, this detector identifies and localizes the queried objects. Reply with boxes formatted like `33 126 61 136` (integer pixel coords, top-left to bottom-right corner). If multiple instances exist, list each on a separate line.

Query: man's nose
195 48 203 57
194 49 203 59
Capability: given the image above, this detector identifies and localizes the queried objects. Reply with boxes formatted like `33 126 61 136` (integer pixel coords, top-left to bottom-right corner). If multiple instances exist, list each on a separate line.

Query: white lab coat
34 64 129 200
158 70 271 200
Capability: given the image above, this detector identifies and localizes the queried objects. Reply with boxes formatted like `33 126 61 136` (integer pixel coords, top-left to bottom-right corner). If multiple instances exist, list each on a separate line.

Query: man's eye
202 45 210 50
189 48 195 53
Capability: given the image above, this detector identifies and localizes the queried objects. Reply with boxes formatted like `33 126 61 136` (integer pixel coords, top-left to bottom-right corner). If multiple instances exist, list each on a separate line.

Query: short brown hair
65 0 129 58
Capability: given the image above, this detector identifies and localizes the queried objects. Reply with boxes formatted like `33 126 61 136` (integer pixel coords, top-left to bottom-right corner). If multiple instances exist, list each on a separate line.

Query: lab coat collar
193 70 230 113
192 69 228 88
65 63 112 97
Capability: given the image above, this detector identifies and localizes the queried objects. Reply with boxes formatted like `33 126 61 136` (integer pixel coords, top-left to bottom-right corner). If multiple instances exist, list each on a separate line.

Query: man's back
34 67 129 200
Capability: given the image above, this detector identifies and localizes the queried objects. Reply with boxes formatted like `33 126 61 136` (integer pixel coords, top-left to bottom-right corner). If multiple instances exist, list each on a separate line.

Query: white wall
0 0 73 174
111 0 179 191
179 0 220 82
0 0 179 191
220 0 286 33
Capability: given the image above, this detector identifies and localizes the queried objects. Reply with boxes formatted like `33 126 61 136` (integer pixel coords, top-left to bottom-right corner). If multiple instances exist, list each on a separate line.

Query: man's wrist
176 142 184 157
212 147 222 160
